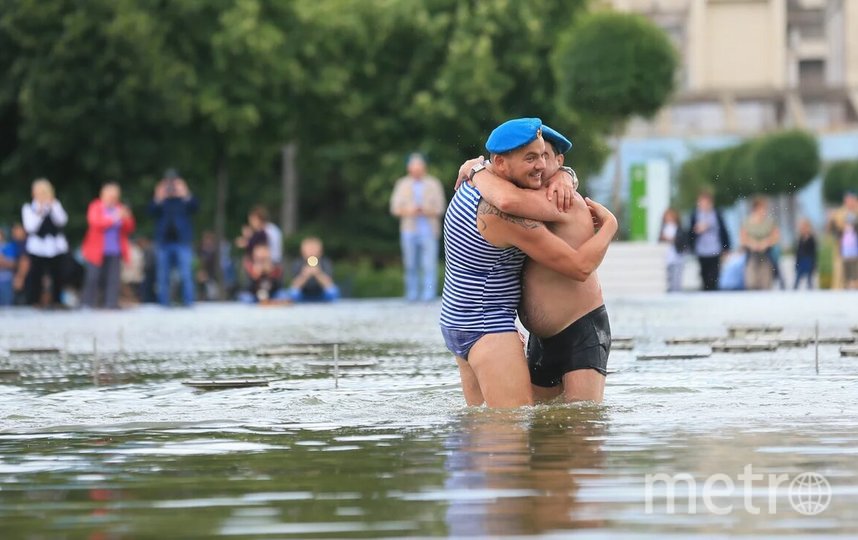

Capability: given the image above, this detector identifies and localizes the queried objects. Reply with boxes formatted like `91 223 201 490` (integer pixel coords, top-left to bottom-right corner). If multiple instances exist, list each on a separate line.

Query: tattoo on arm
477 199 542 230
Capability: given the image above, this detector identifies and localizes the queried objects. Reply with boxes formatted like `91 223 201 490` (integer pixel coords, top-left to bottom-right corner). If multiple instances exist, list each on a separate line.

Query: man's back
520 190 604 337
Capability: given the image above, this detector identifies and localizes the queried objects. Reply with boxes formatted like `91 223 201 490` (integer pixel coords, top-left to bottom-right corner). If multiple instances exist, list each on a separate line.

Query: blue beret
541 124 572 154
485 117 543 154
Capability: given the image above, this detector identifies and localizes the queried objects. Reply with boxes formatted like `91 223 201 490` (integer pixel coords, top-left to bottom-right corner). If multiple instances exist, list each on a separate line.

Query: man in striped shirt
440 118 617 408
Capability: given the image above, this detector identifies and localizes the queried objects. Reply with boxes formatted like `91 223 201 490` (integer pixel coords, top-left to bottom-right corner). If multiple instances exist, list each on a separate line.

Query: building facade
608 0 858 137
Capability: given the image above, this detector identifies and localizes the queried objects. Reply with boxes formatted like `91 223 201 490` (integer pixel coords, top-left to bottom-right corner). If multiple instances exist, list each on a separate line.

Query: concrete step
598 242 668 295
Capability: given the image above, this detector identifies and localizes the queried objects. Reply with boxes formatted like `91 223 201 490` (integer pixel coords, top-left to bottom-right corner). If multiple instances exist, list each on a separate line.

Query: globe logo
789 472 831 516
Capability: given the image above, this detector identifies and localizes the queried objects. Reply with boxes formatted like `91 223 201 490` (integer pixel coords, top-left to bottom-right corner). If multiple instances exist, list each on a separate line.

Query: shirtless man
459 125 611 402
441 118 617 408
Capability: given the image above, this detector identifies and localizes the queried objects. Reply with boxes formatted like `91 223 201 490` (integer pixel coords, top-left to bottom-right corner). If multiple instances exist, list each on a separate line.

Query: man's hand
175 179 190 199
455 155 485 191
154 182 167 202
543 169 575 212
585 197 616 230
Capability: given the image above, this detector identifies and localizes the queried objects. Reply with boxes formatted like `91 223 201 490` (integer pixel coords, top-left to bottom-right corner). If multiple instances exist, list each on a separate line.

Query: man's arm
0 253 14 270
22 203 42 234
477 199 617 281
390 179 410 218
470 174 565 224
50 201 68 227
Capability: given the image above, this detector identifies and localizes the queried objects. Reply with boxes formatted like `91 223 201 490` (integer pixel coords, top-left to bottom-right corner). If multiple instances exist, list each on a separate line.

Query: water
1 293 857 538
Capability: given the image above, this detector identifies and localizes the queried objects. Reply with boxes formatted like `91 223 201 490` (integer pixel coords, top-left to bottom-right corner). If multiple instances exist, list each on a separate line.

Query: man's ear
557 154 565 167
493 154 506 175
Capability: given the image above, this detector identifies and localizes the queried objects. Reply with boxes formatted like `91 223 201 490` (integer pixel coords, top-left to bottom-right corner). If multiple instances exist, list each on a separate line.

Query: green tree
1 0 619 274
823 161 858 205
0 0 194 231
749 130 819 195
551 10 677 220
677 131 819 211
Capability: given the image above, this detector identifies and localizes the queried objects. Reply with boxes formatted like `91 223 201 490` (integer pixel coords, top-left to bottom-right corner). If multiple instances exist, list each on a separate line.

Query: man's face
101 185 120 206
252 244 271 264
542 143 564 181
496 138 546 189
845 193 858 211
697 195 713 211
407 157 426 179
301 239 323 259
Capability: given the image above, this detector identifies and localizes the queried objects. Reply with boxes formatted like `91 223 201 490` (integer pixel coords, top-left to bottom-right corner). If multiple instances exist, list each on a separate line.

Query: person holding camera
22 178 69 307
81 182 136 309
238 243 289 304
288 237 339 302
148 168 198 306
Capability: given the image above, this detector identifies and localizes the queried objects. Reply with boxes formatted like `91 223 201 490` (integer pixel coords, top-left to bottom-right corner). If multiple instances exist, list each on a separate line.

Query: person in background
121 237 145 304
828 191 858 290
390 153 446 301
257 205 283 266
659 208 687 293
840 214 858 290
10 223 29 304
794 218 817 290
81 182 136 309
149 169 198 306
740 197 779 291
768 243 787 290
239 243 288 304
22 178 69 307
236 207 270 282
196 230 221 301
0 228 19 306
137 237 157 303
288 237 340 302
718 250 747 291
688 190 731 292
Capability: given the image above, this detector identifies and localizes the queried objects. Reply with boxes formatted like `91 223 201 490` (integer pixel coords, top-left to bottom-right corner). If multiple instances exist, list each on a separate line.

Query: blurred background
1 0 857 298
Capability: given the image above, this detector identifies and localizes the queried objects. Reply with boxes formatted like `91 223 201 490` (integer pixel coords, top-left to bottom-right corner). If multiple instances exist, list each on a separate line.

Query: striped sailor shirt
440 181 526 333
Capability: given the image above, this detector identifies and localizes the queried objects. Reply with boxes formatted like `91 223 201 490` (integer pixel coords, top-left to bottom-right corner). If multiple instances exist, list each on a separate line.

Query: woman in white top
22 178 69 306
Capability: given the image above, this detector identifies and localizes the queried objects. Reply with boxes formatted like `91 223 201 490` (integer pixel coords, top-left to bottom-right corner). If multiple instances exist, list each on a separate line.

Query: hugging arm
478 199 617 281
471 168 576 223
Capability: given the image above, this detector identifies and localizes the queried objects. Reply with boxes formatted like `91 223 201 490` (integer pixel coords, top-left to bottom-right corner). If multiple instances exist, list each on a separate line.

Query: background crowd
0 173 342 309
0 152 449 309
660 188 858 293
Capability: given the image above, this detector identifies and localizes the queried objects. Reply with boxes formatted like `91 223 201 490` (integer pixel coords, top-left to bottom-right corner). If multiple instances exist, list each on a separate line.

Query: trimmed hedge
822 161 858 205
678 130 819 209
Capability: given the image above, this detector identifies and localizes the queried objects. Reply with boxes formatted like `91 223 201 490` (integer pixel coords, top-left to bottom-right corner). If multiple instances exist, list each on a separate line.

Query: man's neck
485 163 511 183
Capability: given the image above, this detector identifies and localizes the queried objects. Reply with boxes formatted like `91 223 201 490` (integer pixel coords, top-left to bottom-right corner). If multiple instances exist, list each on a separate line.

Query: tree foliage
551 11 678 126
0 0 674 260
677 130 820 210
823 161 858 205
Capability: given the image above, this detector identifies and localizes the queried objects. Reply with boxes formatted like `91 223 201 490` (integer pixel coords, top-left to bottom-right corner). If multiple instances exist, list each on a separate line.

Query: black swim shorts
526 304 611 387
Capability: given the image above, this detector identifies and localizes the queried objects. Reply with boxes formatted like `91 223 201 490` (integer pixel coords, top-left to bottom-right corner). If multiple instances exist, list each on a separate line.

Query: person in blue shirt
0 227 20 306
390 153 446 301
148 169 199 306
